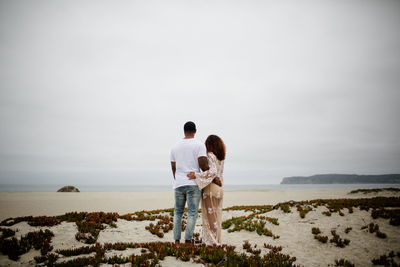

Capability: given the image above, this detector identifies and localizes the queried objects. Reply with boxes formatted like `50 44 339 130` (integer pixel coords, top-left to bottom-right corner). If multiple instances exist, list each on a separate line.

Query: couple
170 121 225 246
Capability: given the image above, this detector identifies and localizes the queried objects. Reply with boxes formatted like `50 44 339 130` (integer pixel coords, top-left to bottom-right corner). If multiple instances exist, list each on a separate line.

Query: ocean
0 183 399 192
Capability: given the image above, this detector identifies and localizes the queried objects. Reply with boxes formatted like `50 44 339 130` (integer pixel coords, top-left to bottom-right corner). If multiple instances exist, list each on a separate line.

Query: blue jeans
173 185 201 241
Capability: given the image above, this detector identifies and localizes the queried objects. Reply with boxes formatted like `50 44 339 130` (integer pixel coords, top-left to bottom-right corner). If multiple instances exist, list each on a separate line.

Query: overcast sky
0 0 399 185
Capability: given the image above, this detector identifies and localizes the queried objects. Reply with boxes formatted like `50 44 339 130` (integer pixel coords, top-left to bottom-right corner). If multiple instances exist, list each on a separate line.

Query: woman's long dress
195 152 224 246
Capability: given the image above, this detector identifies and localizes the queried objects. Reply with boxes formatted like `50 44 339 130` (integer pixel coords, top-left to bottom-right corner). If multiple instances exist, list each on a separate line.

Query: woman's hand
187 172 196 179
213 177 222 187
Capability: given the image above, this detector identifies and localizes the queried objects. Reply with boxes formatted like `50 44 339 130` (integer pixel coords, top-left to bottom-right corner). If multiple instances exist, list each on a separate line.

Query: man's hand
213 177 222 187
187 172 196 179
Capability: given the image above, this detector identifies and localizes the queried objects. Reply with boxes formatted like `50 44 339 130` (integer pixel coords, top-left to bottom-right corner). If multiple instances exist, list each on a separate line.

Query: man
170 121 209 244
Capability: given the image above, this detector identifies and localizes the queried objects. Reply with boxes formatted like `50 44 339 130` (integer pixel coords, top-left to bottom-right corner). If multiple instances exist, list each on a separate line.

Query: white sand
0 189 399 266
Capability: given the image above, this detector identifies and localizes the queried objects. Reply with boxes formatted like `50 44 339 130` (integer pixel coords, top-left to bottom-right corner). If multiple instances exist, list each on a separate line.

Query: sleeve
195 153 218 190
197 143 207 158
170 149 175 162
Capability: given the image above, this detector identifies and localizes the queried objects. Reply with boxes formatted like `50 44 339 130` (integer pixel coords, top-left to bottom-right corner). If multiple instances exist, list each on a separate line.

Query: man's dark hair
184 121 196 133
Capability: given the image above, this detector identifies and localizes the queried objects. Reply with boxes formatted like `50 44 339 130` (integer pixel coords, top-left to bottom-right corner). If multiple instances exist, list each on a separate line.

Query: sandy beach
0 189 392 221
1 189 400 266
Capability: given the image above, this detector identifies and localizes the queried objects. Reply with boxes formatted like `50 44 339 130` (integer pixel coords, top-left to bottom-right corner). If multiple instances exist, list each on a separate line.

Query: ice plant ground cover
0 192 400 266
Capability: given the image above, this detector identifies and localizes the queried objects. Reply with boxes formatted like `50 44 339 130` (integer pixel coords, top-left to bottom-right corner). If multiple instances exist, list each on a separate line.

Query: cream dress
195 152 224 246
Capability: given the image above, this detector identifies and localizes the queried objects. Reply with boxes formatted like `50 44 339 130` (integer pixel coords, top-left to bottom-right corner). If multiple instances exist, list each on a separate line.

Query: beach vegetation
0 211 119 244
120 209 176 237
279 203 292 213
307 197 400 214
70 212 118 244
37 241 299 266
1 215 60 227
33 254 47 263
371 208 400 226
222 205 283 237
104 254 130 265
28 216 60 227
223 205 273 213
376 230 387 239
335 258 355 267
330 230 350 248
56 243 99 256
361 223 387 239
0 229 53 260
56 254 100 267
243 240 251 250
222 216 279 239
242 240 261 255
311 227 329 243
372 251 399 266
344 227 352 234
311 227 321 235
314 235 328 243
34 252 59 265
1 216 35 227
349 188 400 194
368 223 379 233
297 205 313 218
0 227 15 239
57 211 89 222
347 207 354 213
255 215 279 225
264 243 283 252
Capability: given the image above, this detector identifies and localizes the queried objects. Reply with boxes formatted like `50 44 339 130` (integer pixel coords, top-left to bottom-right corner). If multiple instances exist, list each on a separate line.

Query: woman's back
202 152 224 198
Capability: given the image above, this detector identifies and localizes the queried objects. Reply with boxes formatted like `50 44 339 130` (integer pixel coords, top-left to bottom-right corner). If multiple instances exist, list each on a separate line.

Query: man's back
170 138 207 189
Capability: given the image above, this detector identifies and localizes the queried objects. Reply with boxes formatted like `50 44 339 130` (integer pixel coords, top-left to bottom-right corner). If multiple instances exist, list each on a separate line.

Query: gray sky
1 0 399 185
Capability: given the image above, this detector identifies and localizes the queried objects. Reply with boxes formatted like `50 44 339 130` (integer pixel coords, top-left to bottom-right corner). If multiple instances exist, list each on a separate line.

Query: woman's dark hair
205 135 226 161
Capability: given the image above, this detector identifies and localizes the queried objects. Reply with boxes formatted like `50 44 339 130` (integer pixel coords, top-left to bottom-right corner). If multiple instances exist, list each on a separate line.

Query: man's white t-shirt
170 138 207 189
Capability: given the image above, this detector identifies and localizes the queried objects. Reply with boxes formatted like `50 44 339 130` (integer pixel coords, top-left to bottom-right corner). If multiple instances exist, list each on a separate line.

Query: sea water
0 183 399 192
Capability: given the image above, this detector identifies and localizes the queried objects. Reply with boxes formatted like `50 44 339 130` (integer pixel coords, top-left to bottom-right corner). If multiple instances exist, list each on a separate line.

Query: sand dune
0 189 399 266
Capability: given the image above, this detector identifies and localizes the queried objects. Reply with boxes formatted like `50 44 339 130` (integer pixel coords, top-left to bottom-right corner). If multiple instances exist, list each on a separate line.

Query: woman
187 135 225 246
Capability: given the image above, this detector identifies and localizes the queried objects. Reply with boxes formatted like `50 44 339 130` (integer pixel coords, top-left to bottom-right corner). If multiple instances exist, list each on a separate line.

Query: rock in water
57 186 80 192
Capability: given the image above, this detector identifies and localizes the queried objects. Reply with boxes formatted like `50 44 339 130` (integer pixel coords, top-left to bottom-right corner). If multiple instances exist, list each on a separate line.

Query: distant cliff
280 174 400 184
